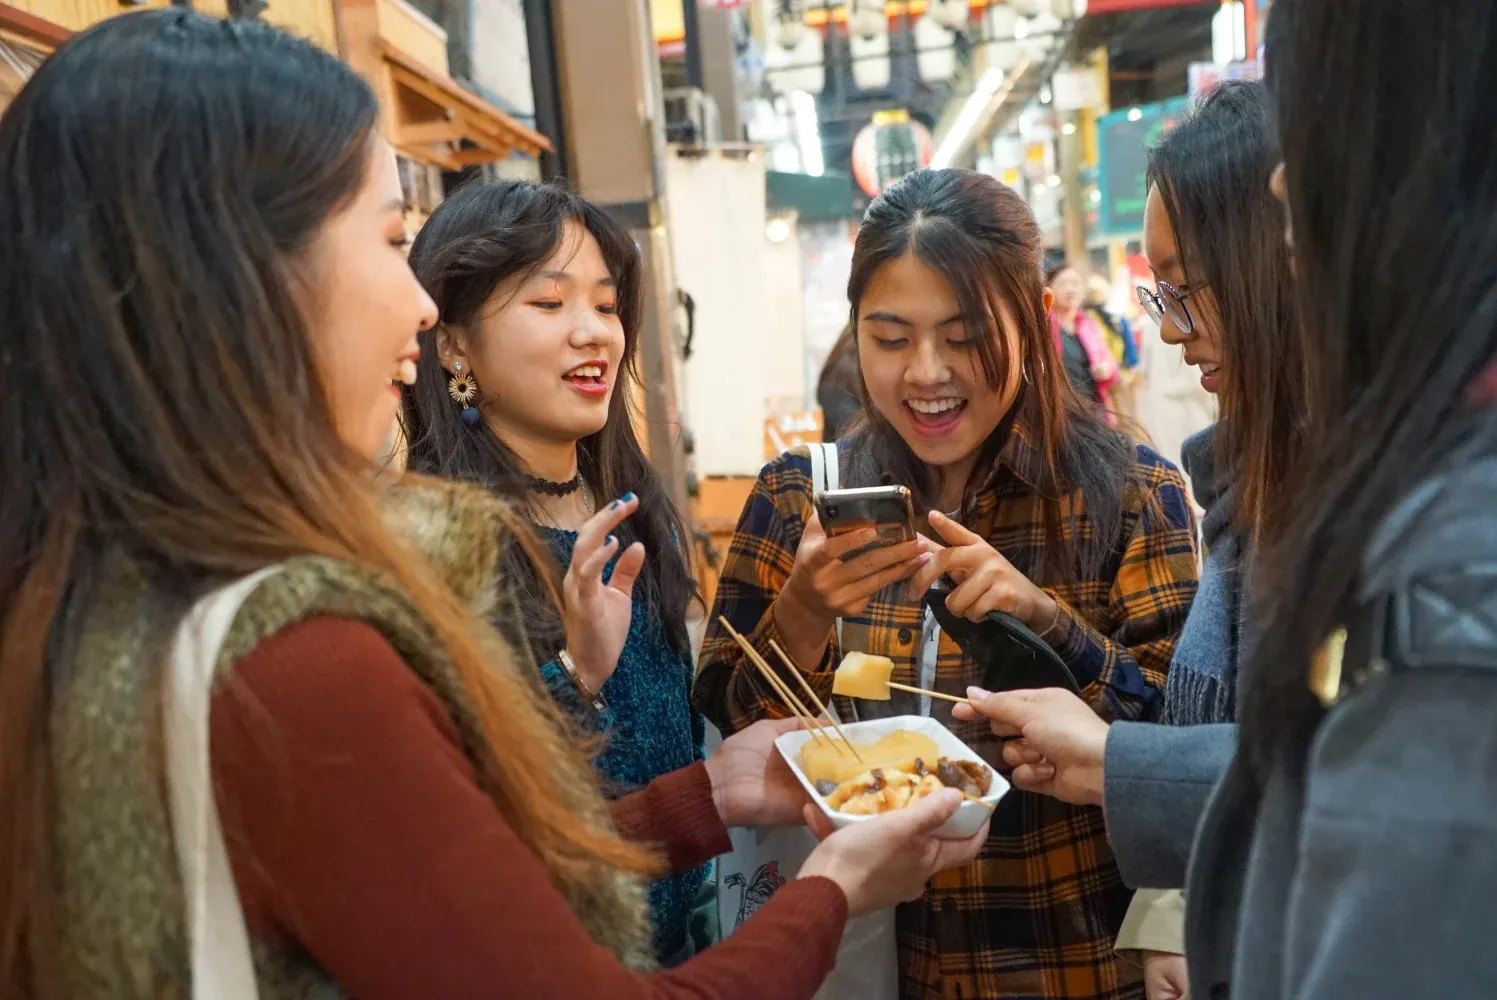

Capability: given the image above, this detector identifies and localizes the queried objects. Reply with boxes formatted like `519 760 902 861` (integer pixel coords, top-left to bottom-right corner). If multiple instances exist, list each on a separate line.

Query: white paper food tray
774 714 1009 838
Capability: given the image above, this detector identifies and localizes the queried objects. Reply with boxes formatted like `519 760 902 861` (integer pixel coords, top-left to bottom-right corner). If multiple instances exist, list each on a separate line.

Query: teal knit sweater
534 526 707 965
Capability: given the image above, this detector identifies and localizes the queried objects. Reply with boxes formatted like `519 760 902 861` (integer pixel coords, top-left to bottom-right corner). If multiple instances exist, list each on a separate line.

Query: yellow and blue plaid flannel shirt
695 422 1198 1000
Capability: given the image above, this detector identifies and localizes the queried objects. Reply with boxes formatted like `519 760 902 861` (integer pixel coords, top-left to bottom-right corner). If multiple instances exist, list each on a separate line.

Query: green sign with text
1097 97 1190 236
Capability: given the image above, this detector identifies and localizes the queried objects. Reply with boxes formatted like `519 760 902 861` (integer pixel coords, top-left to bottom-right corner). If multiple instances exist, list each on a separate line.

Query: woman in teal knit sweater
401 180 705 965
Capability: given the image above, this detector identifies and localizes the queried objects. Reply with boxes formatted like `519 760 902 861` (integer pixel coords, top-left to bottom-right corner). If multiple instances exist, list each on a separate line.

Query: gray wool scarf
1164 426 1248 727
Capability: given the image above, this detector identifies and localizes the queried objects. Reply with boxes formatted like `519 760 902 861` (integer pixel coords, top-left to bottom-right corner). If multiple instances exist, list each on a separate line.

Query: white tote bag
713 442 900 1000
162 569 279 1000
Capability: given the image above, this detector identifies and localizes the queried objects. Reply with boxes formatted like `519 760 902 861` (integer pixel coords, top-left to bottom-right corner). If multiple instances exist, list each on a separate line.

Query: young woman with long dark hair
400 180 705 964
1104 79 1301 999
958 3 1497 996
696 168 1200 1000
0 14 990 998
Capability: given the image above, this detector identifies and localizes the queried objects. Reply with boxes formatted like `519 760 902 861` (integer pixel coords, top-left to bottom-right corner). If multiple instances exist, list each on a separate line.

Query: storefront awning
379 40 551 170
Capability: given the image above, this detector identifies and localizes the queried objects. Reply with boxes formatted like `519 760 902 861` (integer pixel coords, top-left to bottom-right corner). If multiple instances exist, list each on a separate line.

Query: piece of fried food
826 766 945 815
935 757 993 797
821 755 994 814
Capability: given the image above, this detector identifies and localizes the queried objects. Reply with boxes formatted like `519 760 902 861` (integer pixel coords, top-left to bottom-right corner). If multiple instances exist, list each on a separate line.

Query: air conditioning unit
664 88 723 147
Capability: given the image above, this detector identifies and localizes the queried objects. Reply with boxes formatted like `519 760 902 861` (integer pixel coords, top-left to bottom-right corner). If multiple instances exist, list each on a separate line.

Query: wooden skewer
718 617 834 748
886 680 974 706
733 633 833 749
767 639 865 764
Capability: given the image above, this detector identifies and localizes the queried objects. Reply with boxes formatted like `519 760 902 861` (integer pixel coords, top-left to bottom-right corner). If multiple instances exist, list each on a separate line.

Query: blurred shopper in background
1085 275 1142 424
1086 274 1139 373
817 323 862 443
1110 78 1301 1000
0 14 990 999
1048 263 1120 422
401 180 707 965
957 2 1497 998
697 168 1199 1000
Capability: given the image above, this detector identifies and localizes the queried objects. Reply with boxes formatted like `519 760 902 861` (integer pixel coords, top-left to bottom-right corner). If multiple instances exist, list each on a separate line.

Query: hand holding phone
772 487 927 651
815 486 917 560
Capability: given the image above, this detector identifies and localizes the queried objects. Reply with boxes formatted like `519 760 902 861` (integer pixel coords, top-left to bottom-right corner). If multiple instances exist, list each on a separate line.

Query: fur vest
49 481 654 998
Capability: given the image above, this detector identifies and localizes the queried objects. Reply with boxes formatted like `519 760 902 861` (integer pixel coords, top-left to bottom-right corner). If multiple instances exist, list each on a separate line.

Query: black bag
922 583 1081 694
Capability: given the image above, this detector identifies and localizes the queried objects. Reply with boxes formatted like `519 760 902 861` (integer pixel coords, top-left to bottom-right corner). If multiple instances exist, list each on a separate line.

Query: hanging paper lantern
851 111 935 198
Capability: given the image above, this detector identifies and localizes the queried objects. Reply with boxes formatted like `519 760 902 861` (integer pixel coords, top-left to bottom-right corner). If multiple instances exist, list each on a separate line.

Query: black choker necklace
525 473 585 497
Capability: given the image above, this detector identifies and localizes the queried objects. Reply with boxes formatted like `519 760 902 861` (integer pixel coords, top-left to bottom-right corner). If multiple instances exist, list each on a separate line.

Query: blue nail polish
622 491 636 503
609 499 621 509
607 534 617 547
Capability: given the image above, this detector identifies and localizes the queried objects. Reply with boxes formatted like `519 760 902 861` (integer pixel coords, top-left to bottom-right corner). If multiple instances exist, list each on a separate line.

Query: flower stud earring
448 361 481 426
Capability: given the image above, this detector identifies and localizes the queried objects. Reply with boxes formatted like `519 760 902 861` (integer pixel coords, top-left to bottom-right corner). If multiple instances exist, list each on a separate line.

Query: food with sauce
798 728 940 785
819 756 994 815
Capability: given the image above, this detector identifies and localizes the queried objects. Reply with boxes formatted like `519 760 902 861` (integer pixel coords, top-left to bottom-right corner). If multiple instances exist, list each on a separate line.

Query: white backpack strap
164 568 279 1000
808 441 840 495
820 442 840 492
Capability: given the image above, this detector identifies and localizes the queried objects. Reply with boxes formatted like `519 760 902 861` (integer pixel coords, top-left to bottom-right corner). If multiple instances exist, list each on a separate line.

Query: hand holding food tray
716 619 1007 838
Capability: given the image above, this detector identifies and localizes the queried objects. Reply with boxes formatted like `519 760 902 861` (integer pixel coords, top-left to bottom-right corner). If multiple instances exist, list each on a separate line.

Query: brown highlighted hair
843 168 1137 581
0 13 649 996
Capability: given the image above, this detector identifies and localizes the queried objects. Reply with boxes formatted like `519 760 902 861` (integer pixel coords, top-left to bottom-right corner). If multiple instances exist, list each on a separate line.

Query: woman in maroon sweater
0 13 988 1000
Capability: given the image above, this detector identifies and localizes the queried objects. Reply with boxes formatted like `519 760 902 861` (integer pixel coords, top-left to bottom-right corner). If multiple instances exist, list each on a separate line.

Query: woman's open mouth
388 357 417 397
564 361 610 398
904 397 967 437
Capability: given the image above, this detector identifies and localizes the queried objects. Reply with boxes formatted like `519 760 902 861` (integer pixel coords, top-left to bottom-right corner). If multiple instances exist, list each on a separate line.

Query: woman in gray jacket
959 1 1497 997
1113 78 1302 999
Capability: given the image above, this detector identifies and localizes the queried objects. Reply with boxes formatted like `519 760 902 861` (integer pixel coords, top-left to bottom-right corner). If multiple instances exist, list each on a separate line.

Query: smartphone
815 485 916 559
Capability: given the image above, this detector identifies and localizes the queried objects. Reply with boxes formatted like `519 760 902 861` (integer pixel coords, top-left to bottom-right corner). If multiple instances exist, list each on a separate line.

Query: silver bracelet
557 649 608 712
1036 605 1064 640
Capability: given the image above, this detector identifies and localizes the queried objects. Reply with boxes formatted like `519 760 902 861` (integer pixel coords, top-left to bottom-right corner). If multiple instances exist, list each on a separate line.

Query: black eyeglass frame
1135 279 1210 336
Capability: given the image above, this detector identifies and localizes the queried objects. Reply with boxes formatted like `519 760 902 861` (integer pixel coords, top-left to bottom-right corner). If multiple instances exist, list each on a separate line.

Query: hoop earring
449 361 481 426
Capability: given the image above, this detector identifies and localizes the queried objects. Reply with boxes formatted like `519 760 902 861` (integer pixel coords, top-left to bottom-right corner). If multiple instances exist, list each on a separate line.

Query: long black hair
843 168 1136 582
403 181 695 655
1241 0 1497 771
1147 80 1303 533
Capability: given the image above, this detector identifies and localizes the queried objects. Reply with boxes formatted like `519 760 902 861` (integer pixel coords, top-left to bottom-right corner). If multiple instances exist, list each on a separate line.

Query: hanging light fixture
929 0 971 31
1213 0 1247 64
847 0 887 40
773 0 806 50
847 0 891 90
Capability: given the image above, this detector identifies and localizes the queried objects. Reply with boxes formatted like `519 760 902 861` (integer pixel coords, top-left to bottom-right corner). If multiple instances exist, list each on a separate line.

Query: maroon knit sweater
210 617 847 999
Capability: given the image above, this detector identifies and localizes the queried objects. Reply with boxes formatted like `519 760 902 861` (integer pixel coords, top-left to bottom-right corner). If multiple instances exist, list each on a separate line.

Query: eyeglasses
1136 280 1209 336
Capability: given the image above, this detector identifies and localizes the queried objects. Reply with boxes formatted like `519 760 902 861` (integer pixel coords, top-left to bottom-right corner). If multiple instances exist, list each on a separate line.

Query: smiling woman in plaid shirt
695 169 1198 1000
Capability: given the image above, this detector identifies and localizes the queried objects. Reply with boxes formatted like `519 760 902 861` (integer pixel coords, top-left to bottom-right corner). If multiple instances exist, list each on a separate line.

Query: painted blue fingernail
621 491 636 503
606 534 618 547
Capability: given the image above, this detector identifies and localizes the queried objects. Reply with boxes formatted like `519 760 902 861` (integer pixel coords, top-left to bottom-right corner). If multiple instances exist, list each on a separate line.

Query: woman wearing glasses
952 80 1303 1000
1118 79 1303 1000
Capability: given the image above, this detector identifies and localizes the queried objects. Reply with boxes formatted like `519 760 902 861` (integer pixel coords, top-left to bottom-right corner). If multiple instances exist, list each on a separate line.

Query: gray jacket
1105 431 1497 999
